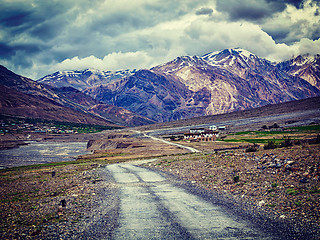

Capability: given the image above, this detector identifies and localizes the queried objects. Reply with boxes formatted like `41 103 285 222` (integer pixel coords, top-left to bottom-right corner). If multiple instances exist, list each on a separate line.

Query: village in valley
0 116 112 136
183 125 226 142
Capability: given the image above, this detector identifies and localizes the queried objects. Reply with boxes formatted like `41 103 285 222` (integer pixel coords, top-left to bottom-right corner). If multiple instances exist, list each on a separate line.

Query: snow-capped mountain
0 65 154 127
38 48 320 123
81 49 319 122
277 54 320 90
203 48 265 66
38 68 136 91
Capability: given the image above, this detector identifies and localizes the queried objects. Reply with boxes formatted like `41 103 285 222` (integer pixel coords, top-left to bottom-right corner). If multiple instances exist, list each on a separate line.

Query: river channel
0 141 89 169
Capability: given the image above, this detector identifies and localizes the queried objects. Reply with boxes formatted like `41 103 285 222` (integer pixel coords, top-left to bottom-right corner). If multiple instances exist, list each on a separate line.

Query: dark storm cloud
0 42 43 58
0 1 69 32
215 0 282 21
215 0 309 21
0 0 320 79
30 21 64 40
0 43 15 58
277 0 304 8
1 11 32 27
263 28 291 42
310 22 320 40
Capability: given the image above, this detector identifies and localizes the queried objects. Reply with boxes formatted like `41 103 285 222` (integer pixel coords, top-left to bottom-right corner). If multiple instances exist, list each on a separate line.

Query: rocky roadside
147 143 320 237
0 162 119 239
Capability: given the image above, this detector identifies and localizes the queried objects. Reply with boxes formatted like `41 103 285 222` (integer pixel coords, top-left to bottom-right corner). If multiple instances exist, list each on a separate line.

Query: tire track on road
106 162 274 239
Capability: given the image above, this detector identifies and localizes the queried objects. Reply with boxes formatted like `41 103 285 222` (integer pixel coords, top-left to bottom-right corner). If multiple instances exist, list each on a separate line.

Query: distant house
218 126 226 131
189 128 205 134
184 128 219 142
209 125 217 131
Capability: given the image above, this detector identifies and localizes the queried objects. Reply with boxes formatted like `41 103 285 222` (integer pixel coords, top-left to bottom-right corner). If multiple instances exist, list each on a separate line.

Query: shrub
264 140 278 150
279 136 293 148
233 175 240 183
309 187 320 194
246 143 259 152
270 123 280 129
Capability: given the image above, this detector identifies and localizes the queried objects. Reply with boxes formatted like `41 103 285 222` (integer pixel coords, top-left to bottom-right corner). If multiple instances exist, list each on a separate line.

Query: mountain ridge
39 48 320 123
38 68 136 91
4 48 320 124
0 66 154 126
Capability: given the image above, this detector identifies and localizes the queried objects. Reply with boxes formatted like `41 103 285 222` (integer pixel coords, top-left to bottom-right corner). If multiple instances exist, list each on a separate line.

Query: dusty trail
105 160 277 239
132 130 200 153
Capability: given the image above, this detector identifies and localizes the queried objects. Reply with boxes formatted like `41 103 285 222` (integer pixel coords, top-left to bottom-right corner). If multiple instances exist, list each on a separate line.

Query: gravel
147 144 320 238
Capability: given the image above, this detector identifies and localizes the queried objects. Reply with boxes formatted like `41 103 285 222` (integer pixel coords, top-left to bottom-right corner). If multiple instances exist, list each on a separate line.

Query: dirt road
132 130 200 153
103 160 289 239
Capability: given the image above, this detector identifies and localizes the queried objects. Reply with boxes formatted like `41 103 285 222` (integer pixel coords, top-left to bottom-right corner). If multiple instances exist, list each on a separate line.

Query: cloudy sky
1 0 320 79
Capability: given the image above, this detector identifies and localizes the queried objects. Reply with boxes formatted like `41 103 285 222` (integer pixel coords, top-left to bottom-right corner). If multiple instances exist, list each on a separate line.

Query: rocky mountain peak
291 54 320 67
201 48 274 80
38 68 135 91
277 54 320 90
152 55 207 75
202 48 270 69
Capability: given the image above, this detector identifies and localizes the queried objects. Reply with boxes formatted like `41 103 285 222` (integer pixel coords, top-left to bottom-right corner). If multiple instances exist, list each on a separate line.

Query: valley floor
0 127 319 239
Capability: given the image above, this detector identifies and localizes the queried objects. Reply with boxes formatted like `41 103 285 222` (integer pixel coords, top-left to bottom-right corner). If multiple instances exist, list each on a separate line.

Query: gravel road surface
103 160 289 240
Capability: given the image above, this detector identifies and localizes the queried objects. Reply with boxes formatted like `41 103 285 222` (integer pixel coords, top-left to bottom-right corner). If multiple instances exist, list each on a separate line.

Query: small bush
270 123 280 129
267 203 277 207
264 140 278 150
233 175 240 183
279 136 293 148
246 143 259 152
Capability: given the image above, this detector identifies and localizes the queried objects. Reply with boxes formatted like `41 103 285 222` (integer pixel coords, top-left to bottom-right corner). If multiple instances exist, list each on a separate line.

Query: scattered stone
258 200 266 207
299 178 309 183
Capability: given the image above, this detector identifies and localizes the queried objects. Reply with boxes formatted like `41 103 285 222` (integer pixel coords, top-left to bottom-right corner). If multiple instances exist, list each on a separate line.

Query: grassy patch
267 203 277 207
289 124 320 132
224 138 283 144
286 188 299 195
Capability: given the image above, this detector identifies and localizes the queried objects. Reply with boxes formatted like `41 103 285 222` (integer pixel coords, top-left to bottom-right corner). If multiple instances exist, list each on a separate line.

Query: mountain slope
276 54 320 90
39 49 320 123
38 69 136 91
0 65 154 127
84 69 211 122
46 86 155 126
149 49 320 118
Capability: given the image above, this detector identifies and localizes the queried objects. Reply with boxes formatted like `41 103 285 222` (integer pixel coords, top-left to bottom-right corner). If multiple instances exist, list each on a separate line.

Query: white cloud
291 38 320 56
262 0 320 43
51 51 154 72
